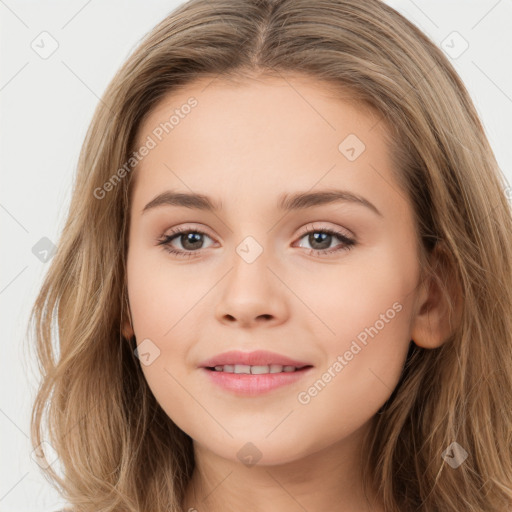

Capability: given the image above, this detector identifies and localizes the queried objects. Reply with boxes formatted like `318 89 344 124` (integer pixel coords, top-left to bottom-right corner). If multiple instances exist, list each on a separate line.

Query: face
125 74 423 465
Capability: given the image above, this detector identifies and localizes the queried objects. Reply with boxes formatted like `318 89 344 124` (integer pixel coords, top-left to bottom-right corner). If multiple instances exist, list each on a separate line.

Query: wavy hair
28 0 512 510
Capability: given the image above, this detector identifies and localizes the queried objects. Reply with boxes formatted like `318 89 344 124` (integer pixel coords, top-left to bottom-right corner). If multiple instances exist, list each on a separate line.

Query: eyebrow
142 189 382 217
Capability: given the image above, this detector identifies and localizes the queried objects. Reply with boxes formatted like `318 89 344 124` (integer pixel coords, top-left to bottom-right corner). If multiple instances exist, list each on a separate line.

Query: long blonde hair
28 0 512 510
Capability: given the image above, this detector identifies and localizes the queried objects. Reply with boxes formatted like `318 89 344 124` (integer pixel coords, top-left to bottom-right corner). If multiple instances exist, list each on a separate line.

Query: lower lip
201 366 313 396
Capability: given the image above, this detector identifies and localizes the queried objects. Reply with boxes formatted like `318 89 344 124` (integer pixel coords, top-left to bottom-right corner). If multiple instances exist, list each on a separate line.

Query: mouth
198 349 314 395
201 364 314 395
205 364 313 374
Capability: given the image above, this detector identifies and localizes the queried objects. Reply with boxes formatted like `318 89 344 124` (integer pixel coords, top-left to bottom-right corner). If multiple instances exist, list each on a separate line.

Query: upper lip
199 350 312 368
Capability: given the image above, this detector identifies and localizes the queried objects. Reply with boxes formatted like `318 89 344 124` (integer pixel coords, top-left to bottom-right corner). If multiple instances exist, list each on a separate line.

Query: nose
214 249 289 328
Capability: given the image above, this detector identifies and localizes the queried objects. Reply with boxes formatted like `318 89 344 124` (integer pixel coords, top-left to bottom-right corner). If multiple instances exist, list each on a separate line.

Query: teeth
212 364 301 374
250 365 270 375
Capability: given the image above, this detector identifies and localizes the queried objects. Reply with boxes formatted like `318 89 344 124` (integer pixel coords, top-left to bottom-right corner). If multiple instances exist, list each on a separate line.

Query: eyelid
295 222 354 239
162 223 215 238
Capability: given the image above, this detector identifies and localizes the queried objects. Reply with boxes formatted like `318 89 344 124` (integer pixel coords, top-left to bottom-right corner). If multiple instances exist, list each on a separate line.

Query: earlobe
410 278 448 349
121 319 135 340
410 241 463 349
121 291 135 340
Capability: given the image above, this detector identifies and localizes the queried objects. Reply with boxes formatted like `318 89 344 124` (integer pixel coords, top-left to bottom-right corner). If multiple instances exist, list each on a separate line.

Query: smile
209 364 308 374
202 365 314 395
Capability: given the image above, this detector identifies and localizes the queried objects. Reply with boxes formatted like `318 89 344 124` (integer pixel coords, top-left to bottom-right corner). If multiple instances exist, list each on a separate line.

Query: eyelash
156 225 356 259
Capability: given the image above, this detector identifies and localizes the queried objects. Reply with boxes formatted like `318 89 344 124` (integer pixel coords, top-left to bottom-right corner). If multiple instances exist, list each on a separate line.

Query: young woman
29 0 512 510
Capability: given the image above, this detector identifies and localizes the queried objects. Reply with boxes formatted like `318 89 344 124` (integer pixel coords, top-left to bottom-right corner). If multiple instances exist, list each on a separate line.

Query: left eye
157 226 356 258
295 228 355 254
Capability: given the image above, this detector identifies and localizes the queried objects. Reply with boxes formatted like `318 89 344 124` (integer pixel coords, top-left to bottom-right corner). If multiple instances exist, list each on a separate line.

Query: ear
120 291 135 340
410 241 462 349
121 317 135 340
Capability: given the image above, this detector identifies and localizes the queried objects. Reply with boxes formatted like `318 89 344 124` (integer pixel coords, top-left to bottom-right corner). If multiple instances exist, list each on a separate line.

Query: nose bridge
220 206 273 267
228 232 272 295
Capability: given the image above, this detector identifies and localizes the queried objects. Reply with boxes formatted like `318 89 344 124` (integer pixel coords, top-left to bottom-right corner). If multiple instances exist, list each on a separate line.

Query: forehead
135 74 382 146
130 74 403 218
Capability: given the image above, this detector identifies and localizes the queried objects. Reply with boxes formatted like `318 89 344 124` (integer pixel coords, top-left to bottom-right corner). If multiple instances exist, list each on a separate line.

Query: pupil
182 233 203 250
309 232 331 250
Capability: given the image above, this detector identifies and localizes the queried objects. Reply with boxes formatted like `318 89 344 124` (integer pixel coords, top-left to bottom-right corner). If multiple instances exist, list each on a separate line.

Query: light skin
122 74 453 512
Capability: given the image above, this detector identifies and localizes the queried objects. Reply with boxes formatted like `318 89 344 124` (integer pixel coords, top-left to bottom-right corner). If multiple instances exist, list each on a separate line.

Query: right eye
157 226 216 258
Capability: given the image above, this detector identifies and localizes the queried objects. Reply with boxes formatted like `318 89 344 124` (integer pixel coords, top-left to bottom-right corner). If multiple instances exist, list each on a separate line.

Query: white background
1 1 511 510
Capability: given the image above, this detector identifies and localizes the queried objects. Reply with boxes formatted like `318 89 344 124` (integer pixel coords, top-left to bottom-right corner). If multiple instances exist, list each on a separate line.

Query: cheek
291 269 414 448
127 243 208 338
126 247 215 433
291 243 417 398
